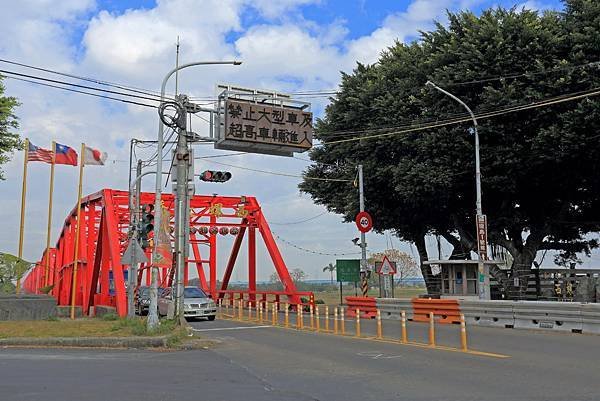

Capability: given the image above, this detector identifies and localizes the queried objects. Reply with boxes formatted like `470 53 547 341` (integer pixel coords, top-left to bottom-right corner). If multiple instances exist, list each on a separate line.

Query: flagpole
70 143 85 319
16 138 29 294
44 141 56 287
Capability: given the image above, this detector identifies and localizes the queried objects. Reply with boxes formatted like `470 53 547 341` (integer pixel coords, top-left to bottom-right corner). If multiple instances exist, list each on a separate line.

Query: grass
313 286 426 306
0 317 181 339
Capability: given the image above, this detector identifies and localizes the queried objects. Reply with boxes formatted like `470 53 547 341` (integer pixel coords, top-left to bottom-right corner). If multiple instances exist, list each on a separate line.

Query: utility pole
173 94 190 323
127 160 142 318
358 165 369 296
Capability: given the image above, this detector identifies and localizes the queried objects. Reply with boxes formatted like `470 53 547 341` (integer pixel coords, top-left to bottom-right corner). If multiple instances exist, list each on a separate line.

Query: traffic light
199 170 232 183
139 204 154 249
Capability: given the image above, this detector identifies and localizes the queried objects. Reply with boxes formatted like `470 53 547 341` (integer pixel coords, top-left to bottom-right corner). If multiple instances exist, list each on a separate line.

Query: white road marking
191 325 272 332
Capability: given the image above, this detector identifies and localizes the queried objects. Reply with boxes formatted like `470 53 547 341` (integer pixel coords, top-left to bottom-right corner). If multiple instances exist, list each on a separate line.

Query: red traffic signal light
199 170 232 183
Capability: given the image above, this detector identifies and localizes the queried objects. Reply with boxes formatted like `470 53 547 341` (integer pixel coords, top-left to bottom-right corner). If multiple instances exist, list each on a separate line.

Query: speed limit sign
355 211 373 233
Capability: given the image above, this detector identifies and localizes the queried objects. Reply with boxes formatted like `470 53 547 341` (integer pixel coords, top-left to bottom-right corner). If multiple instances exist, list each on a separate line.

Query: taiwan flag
54 143 78 166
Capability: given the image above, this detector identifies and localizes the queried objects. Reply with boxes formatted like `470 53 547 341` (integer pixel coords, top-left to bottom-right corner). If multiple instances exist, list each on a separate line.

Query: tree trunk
414 234 438 295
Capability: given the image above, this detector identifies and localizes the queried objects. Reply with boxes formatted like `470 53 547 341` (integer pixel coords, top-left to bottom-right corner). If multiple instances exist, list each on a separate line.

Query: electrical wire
3 75 158 109
273 232 361 256
0 68 164 104
0 57 175 100
318 87 600 146
270 211 328 225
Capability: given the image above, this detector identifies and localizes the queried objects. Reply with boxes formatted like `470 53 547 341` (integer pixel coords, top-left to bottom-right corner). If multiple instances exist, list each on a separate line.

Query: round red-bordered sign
355 211 373 233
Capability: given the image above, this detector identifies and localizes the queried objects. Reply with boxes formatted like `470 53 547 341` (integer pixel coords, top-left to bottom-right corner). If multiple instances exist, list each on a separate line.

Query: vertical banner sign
476 214 488 260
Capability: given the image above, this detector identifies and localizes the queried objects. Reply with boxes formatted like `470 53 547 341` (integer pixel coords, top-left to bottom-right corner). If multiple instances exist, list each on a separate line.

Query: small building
424 260 499 300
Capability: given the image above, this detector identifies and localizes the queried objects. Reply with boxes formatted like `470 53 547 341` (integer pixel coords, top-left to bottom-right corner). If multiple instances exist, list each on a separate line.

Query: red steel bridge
21 189 308 316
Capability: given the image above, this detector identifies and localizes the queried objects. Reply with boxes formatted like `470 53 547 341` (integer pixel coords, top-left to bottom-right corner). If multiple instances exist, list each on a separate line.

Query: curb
0 335 170 348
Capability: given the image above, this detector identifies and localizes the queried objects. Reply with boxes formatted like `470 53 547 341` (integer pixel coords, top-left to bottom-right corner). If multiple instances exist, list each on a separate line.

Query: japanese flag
84 145 108 166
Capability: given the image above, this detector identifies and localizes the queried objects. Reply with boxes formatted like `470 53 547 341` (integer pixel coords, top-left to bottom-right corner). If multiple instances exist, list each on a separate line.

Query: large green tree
300 1 600 294
0 75 20 179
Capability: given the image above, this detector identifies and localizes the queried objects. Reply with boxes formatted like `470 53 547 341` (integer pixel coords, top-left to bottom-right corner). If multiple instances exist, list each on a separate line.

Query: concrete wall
0 294 57 321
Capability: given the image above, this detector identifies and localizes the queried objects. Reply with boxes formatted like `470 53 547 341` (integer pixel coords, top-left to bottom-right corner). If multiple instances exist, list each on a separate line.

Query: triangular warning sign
377 255 397 275
120 238 148 266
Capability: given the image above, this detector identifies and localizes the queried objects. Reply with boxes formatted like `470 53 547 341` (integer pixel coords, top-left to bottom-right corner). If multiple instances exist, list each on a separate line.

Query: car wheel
207 315 216 321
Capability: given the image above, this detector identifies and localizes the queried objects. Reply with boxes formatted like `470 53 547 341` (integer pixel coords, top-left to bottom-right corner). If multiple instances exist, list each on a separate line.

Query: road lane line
191 325 272 332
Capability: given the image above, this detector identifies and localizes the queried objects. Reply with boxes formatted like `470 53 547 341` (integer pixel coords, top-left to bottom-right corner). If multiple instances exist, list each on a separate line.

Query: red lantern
219 227 229 235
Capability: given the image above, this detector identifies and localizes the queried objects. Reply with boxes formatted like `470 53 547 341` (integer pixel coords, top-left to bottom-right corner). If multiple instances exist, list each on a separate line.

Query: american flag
27 142 53 164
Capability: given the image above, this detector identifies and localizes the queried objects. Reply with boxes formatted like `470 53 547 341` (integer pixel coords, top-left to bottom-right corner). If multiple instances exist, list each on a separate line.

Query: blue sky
2 0 588 283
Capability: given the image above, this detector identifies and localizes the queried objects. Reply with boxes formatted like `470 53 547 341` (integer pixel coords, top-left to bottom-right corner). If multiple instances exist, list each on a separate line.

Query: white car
158 286 217 320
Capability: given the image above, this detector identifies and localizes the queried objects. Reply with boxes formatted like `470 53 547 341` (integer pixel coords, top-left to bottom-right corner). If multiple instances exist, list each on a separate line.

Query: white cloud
2 0 578 277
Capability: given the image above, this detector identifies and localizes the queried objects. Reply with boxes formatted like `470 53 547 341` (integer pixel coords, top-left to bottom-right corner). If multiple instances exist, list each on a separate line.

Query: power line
3 75 158 109
0 57 175 100
318 87 600 146
0 68 164 104
270 211 328 225
273 232 361 256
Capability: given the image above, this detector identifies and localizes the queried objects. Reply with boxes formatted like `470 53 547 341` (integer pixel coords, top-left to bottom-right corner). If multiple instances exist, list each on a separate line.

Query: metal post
358 165 368 295
127 160 142 318
425 81 487 300
149 60 241 331
174 94 189 324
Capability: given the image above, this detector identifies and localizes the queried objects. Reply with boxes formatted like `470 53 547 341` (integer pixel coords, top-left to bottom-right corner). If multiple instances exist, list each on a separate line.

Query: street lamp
147 60 242 330
425 80 489 300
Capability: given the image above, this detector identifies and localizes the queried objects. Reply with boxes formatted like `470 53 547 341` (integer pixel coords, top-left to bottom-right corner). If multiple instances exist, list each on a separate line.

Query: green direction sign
336 259 360 283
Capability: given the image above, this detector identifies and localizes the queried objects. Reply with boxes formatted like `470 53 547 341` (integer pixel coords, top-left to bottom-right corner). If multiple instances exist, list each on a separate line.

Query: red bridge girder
22 188 302 316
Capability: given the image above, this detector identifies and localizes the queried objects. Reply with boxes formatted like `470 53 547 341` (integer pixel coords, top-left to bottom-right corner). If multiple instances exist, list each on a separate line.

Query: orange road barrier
334 307 339 334
429 312 436 346
412 298 461 324
376 309 383 339
345 296 377 319
284 303 289 328
460 313 468 351
401 310 408 344
316 306 321 332
325 306 330 332
355 308 361 337
340 307 345 335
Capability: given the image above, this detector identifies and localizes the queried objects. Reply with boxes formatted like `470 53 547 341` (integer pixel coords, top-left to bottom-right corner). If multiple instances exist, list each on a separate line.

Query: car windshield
184 287 207 298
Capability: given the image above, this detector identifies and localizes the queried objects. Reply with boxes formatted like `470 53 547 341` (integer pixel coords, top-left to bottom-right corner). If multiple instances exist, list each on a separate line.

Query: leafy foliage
0 252 31 293
300 1 600 290
0 76 20 179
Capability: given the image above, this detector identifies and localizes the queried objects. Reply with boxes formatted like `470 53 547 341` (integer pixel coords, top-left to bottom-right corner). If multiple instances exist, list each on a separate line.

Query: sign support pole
358 165 368 296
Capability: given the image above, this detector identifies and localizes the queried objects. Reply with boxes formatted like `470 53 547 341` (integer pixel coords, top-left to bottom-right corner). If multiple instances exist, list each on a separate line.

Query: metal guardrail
375 298 600 335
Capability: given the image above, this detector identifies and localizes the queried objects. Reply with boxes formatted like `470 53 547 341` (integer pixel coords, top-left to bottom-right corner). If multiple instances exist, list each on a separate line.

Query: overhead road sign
214 84 313 157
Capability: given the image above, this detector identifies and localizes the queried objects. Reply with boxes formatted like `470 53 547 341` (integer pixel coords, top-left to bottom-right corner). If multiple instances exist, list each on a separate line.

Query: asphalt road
1 315 599 401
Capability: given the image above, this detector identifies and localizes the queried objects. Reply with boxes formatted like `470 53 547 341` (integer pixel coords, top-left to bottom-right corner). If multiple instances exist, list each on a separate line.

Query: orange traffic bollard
355 308 361 337
284 303 289 328
238 300 243 320
340 307 345 335
310 305 314 330
376 309 382 339
429 312 436 347
296 305 301 329
460 313 468 351
315 306 320 332
325 306 330 332
272 303 278 326
401 310 408 344
333 307 338 334
255 300 260 321
299 305 304 329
